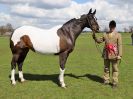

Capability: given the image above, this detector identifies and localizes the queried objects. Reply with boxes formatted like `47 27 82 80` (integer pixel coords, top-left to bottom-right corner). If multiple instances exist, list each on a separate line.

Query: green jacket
94 32 122 59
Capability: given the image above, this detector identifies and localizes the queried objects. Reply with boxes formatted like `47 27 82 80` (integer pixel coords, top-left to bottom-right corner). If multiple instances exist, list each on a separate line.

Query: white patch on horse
11 69 16 85
19 71 25 82
11 25 62 54
59 68 65 87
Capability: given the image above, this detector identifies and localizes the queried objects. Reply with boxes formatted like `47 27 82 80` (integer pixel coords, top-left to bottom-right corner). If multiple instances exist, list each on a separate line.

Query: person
92 20 122 88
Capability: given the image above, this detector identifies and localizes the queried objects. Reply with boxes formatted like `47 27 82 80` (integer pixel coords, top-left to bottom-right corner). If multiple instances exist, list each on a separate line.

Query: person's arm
117 33 122 58
92 33 105 44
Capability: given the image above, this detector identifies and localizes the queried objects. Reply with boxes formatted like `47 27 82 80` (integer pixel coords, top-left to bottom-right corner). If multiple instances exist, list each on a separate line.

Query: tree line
123 26 133 33
0 23 133 36
0 23 14 36
103 26 133 33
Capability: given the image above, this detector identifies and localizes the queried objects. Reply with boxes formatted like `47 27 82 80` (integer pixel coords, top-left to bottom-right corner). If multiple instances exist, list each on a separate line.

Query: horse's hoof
11 81 16 85
61 86 67 89
21 79 26 83
61 84 67 89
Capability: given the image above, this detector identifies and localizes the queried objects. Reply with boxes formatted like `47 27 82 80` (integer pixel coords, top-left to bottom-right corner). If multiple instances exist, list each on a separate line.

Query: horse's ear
93 9 96 15
88 8 92 14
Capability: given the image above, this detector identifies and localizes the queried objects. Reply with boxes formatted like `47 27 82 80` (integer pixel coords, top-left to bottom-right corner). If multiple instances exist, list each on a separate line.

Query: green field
0 33 133 99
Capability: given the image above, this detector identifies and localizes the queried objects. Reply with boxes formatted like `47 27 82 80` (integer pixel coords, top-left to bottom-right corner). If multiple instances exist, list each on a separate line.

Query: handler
93 20 122 88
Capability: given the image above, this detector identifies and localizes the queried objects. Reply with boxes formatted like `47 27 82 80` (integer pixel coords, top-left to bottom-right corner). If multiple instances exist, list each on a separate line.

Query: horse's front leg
17 48 29 83
59 51 69 88
18 62 25 82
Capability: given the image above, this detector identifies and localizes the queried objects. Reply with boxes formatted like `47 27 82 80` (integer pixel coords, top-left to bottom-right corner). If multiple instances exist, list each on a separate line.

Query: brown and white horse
10 8 99 88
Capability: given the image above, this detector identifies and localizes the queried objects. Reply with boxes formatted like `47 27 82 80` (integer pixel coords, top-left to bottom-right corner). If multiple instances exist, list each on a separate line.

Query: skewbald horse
10 8 99 88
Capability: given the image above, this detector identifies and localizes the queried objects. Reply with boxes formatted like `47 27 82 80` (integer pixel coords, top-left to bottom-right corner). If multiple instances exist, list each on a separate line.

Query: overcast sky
0 0 133 31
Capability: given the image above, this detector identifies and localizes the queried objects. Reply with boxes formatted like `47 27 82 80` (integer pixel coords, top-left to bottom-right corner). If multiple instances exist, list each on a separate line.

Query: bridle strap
87 16 93 29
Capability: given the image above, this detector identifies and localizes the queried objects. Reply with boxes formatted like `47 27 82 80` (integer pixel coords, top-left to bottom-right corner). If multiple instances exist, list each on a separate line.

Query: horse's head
87 8 99 32
80 8 99 32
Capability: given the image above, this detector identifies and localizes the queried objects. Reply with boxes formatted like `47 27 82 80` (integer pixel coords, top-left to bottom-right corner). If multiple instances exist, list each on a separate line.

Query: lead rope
92 32 103 55
120 58 129 66
95 41 103 55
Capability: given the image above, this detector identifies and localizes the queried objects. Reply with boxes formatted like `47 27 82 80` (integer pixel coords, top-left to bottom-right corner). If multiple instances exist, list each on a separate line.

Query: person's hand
117 56 121 60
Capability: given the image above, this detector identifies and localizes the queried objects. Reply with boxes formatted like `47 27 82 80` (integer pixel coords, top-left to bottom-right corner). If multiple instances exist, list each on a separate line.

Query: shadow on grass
81 74 103 83
24 73 60 86
9 73 60 86
9 73 103 86
66 74 103 84
9 73 81 86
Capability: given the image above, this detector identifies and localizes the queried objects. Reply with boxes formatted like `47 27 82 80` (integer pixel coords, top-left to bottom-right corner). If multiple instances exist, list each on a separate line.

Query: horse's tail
9 29 15 54
10 39 14 54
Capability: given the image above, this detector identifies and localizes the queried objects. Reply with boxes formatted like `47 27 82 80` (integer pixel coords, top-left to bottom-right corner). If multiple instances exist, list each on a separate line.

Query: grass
0 33 133 99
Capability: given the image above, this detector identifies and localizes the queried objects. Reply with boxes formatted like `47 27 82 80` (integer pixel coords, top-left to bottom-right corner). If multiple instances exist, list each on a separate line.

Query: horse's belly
32 38 60 54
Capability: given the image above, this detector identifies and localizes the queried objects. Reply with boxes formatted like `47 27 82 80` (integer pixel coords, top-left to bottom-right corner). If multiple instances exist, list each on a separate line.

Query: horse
10 8 99 88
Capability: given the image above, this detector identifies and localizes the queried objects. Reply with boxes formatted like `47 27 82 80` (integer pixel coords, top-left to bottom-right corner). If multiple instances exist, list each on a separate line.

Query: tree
0 23 14 36
123 27 129 33
0 26 6 35
129 26 133 33
103 26 108 32
6 23 14 32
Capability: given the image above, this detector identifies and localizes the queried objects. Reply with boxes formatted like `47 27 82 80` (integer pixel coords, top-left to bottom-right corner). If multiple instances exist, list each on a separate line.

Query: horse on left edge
10 8 99 88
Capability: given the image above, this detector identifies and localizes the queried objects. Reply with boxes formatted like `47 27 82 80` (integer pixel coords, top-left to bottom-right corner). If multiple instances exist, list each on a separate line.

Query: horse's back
11 25 62 54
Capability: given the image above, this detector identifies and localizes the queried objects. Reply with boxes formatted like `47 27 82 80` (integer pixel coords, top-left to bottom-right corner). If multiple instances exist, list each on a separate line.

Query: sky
0 0 133 31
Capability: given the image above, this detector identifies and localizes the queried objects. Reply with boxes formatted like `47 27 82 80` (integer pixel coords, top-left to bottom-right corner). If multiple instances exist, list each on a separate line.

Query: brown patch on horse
54 36 68 55
56 29 70 55
59 36 68 52
20 35 35 51
55 29 74 56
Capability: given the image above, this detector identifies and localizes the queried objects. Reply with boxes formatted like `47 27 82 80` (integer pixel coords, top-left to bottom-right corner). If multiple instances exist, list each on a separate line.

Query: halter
86 15 97 32
87 16 93 29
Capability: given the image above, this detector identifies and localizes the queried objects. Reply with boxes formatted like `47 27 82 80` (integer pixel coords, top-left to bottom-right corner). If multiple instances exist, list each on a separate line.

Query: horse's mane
57 15 88 41
62 18 77 26
62 15 87 28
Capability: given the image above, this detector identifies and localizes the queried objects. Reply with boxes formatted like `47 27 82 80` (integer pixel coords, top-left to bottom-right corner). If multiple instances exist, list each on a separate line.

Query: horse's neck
60 20 87 46
73 22 86 40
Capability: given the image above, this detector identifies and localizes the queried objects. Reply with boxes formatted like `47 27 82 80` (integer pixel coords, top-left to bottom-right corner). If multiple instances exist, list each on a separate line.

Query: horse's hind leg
17 48 29 83
10 38 29 85
11 54 19 85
